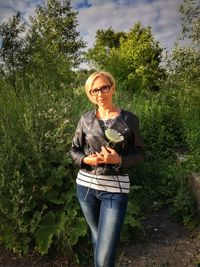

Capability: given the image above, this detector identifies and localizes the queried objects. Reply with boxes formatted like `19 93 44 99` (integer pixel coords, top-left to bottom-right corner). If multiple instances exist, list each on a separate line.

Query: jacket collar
86 108 126 137
87 109 105 138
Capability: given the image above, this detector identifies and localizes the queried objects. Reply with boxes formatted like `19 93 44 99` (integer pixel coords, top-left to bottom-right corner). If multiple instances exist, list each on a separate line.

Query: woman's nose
97 89 103 95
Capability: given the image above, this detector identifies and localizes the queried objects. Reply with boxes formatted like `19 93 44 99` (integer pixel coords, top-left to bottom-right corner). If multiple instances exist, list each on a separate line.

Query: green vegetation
87 22 164 93
0 0 199 264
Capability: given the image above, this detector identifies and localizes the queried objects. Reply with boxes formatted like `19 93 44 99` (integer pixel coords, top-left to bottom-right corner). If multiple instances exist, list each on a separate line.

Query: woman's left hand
96 146 121 165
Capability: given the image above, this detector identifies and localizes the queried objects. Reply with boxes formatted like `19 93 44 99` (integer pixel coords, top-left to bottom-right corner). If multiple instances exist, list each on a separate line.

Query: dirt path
118 208 200 267
0 208 200 267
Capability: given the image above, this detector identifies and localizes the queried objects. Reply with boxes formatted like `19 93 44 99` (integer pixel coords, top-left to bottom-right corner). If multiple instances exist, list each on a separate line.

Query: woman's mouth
98 98 105 102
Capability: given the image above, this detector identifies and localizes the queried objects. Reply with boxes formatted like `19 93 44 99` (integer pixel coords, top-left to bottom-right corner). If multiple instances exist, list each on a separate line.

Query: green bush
0 72 198 259
115 88 198 225
0 85 88 255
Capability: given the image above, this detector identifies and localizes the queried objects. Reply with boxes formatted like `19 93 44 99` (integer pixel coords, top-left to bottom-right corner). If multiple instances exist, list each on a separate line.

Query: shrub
0 85 88 255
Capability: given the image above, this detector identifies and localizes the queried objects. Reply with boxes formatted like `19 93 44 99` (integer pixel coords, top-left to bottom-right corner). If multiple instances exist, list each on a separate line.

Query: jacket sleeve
120 116 144 169
70 116 86 168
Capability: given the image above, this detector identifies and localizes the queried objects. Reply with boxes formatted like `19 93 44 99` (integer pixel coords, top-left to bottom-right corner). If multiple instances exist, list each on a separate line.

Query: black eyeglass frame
89 85 111 96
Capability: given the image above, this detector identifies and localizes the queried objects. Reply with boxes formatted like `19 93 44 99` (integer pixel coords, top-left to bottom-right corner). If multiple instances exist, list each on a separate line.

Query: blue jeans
76 184 128 267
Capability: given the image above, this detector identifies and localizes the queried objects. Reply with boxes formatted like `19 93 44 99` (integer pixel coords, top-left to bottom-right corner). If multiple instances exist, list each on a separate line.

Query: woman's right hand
83 154 104 166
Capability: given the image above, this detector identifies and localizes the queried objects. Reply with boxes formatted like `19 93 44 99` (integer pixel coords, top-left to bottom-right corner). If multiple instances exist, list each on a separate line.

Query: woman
70 71 144 267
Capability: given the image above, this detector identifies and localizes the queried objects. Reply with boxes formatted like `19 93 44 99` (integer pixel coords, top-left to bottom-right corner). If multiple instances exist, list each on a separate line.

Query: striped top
76 170 130 194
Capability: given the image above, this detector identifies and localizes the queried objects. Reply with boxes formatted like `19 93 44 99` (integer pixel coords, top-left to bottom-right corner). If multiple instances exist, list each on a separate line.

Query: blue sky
0 0 185 51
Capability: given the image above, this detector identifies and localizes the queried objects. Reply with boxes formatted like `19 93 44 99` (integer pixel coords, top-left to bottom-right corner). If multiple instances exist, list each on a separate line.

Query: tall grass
115 86 198 224
0 83 89 255
0 75 199 258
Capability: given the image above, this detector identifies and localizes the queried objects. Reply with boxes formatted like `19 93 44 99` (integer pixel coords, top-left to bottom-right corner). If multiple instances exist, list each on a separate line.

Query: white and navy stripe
76 170 130 193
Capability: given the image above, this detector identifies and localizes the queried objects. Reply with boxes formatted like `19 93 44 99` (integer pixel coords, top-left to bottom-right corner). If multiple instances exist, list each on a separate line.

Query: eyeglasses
89 85 111 96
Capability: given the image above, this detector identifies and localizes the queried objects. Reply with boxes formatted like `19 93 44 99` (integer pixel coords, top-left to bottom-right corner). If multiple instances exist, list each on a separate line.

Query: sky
0 0 185 52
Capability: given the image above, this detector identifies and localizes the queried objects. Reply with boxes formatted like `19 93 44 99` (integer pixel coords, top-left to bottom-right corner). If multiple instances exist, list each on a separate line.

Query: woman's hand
96 146 122 165
83 153 105 166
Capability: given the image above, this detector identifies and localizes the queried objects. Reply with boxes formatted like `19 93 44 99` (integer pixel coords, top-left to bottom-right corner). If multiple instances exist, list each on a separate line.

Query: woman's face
87 75 115 107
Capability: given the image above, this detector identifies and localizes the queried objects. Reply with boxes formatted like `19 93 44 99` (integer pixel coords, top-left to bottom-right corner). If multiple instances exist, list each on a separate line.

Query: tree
162 0 200 157
165 0 200 80
118 23 164 92
0 12 29 95
87 23 164 93
0 0 86 93
87 27 126 68
26 0 85 90
179 0 200 47
94 27 126 49
30 0 85 66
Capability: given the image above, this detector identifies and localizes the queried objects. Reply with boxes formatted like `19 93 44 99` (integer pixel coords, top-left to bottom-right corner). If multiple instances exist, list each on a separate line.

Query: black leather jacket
70 109 144 175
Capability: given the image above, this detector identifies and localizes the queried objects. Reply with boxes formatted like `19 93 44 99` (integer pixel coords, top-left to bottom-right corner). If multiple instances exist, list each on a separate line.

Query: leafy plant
0 86 87 255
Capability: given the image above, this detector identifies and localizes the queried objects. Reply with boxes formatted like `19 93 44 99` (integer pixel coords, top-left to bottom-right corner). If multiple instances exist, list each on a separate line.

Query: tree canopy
179 0 200 47
0 12 29 95
87 23 164 93
0 0 86 93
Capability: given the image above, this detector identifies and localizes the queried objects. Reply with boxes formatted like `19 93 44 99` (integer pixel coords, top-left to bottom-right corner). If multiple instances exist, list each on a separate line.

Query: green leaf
35 212 56 254
67 207 77 218
30 211 42 233
45 189 65 204
35 225 55 254
126 215 141 229
68 217 87 246
127 201 140 215
54 211 67 237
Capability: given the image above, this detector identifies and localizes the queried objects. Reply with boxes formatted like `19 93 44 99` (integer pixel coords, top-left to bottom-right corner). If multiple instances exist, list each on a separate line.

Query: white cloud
0 0 40 23
0 0 184 51
77 0 183 50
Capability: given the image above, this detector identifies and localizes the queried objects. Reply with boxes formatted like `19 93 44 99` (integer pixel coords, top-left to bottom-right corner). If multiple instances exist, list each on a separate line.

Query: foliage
179 0 200 46
121 186 142 243
0 12 29 95
0 0 199 263
26 0 85 91
145 0 200 225
168 165 197 227
0 0 86 94
115 88 198 226
30 0 85 67
87 23 165 93
94 27 126 49
0 86 87 255
162 0 200 169
73 68 96 88
163 49 200 169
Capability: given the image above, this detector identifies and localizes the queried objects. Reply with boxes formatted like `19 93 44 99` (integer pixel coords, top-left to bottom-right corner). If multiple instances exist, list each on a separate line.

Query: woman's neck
96 105 121 120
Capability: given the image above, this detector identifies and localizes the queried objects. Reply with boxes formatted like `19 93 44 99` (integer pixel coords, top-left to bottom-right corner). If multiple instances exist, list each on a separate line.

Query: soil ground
0 208 200 267
118 208 200 267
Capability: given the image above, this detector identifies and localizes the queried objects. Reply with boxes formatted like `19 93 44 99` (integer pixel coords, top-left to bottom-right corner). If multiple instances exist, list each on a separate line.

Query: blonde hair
85 71 116 94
